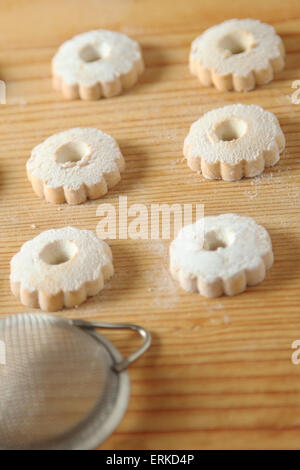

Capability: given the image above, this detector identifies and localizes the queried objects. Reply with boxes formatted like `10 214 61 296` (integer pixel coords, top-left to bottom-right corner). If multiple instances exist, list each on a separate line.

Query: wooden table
1 0 300 450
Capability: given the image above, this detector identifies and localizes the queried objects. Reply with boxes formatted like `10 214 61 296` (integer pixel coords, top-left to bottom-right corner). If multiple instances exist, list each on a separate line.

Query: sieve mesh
0 313 118 450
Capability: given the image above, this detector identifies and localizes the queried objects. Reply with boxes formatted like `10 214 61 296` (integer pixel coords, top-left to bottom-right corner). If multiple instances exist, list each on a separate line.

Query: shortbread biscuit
170 214 273 298
190 18 285 92
52 30 144 100
27 127 125 204
184 104 285 181
10 227 113 311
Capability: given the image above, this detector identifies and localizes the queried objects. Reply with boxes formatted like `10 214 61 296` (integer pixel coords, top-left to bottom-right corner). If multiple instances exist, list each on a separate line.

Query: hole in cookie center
55 142 90 165
39 240 78 265
79 44 102 63
203 231 227 251
203 230 235 251
214 118 247 142
219 31 255 55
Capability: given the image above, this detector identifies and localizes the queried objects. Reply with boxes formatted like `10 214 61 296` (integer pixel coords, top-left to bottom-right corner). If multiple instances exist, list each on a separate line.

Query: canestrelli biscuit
184 104 285 181
10 227 113 311
27 127 125 204
190 19 285 92
170 214 273 298
52 30 144 100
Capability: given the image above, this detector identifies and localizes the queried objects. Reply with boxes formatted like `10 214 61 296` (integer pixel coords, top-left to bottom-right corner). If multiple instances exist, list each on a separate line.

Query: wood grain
0 0 300 450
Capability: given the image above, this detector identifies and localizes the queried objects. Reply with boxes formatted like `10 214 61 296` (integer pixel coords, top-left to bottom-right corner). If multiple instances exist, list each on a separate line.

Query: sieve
0 312 151 450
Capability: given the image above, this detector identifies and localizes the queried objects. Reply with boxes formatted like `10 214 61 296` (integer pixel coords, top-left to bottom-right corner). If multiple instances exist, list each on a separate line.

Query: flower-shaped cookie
170 214 273 297
190 18 285 92
27 127 125 204
52 30 144 100
10 227 113 311
184 104 285 181
170 214 273 298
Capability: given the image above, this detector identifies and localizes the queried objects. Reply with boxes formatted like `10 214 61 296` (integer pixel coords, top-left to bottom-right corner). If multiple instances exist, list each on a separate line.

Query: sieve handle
72 319 151 372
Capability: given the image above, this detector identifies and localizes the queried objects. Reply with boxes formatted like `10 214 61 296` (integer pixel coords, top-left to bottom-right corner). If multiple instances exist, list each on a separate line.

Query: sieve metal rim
47 322 130 450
